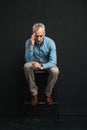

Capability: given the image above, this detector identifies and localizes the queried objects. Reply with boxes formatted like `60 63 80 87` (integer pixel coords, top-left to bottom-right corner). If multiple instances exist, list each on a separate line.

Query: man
24 23 60 106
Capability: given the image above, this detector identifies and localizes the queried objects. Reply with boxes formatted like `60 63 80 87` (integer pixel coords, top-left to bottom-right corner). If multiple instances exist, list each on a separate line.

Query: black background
0 0 87 118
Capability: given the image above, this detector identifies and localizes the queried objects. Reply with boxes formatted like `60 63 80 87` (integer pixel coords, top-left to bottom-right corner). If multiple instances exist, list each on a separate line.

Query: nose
37 36 41 41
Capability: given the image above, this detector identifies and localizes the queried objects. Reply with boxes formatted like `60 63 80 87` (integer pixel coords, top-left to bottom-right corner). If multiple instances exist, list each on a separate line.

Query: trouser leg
45 66 60 97
24 62 38 96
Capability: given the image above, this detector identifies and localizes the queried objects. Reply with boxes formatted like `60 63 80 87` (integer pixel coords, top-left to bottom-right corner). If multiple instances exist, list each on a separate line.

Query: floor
0 116 87 130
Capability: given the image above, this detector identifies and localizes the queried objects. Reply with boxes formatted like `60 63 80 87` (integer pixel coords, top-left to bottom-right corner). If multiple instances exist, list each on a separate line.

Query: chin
36 42 42 45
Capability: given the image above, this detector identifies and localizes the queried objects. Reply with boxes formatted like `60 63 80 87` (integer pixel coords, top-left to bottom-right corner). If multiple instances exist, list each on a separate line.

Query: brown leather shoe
31 95 38 106
46 97 53 105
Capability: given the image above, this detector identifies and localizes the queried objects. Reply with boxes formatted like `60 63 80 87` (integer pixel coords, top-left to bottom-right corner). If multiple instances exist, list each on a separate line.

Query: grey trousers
24 62 60 97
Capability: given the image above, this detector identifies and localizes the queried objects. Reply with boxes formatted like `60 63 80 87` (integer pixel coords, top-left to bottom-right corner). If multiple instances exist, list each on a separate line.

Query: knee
24 62 32 71
50 67 60 76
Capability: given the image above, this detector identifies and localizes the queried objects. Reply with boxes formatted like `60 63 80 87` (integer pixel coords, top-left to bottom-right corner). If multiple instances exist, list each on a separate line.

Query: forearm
25 49 33 62
25 39 34 62
42 61 57 69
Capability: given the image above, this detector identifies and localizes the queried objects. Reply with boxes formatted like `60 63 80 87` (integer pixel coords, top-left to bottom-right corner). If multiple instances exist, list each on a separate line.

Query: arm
43 42 57 69
25 41 43 69
25 33 35 62
24 39 33 62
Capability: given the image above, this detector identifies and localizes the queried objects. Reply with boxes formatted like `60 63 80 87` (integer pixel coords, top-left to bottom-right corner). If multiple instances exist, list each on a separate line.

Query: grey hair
32 23 45 33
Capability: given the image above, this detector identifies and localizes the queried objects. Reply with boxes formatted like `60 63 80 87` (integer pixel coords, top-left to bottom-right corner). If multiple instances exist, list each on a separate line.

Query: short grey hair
32 23 45 33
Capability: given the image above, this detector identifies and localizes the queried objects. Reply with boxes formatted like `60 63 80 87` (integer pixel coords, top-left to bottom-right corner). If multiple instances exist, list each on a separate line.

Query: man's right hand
32 62 42 70
30 33 35 50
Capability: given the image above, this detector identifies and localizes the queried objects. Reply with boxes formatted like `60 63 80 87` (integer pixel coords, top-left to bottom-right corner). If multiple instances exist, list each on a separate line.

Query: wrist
30 45 34 50
41 67 43 70
41 64 44 70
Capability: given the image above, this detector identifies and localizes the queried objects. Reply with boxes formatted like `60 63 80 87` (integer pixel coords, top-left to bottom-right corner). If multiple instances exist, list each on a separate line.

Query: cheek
41 36 44 40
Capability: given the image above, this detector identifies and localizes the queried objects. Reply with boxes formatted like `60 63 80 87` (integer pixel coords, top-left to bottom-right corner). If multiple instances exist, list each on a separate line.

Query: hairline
32 23 45 33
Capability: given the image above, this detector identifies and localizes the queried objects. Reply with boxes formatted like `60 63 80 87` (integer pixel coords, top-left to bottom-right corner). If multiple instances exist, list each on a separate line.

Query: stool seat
34 69 48 73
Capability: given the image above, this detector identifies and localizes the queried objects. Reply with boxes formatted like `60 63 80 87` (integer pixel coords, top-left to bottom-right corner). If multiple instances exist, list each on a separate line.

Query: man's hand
32 62 42 70
30 33 35 50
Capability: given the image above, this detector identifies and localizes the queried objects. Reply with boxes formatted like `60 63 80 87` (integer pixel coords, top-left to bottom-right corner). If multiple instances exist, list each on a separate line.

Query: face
34 27 45 44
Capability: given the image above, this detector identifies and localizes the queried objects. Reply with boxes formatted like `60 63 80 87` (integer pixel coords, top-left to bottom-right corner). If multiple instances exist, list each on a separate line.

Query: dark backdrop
0 0 87 117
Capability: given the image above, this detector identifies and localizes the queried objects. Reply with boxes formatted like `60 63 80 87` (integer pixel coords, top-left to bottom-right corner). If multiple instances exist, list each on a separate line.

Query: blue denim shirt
25 36 57 69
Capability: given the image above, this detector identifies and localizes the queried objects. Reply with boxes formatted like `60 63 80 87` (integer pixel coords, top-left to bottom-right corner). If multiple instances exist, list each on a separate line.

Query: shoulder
44 36 55 43
25 39 30 45
44 36 56 48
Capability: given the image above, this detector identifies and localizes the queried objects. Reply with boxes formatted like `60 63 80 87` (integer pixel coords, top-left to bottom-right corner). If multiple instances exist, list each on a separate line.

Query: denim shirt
25 36 57 69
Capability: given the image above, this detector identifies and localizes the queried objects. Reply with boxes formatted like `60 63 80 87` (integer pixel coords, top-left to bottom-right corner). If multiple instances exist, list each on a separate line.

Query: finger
32 33 35 38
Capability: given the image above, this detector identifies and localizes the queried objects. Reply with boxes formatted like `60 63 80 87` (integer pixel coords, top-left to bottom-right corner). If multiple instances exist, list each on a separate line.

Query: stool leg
53 85 59 122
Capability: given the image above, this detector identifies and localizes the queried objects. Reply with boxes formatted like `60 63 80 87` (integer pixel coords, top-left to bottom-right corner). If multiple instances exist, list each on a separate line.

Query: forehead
34 27 45 35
